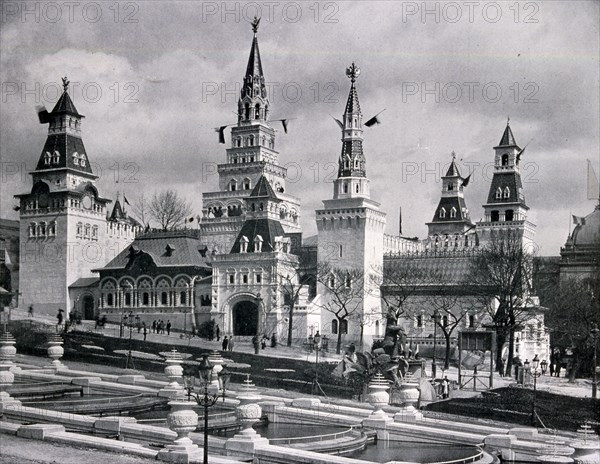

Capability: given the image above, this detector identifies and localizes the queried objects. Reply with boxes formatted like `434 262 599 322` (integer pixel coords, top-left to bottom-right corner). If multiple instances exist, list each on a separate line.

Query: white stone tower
15 77 138 316
200 18 301 255
315 63 387 347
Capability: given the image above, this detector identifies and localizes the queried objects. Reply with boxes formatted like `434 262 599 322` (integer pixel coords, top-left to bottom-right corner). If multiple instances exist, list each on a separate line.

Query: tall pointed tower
426 152 474 241
200 19 301 254
315 63 387 345
477 120 536 244
15 78 137 316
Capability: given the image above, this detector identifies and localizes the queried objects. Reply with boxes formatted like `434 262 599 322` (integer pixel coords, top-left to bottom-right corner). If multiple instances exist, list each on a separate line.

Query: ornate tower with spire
200 19 301 254
477 120 536 244
15 78 139 316
315 63 387 346
426 152 475 242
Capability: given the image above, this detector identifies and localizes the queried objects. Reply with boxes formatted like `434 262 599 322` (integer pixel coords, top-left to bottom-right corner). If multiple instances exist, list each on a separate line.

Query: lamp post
528 354 542 426
123 311 135 369
591 325 599 399
183 355 220 464
431 309 440 379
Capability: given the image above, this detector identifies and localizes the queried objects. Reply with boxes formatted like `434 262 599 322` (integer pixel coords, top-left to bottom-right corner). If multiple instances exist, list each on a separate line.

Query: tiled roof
69 277 99 288
344 82 361 114
245 36 264 80
445 160 461 177
51 90 81 116
248 175 279 200
302 235 318 247
110 199 126 220
431 197 472 223
498 123 518 147
383 255 476 287
486 172 526 206
230 218 285 254
98 233 211 271
36 133 94 175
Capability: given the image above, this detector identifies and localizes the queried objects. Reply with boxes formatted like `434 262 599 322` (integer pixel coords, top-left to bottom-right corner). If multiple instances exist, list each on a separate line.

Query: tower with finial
426 151 475 244
315 63 387 347
14 77 139 317
200 18 301 255
477 119 536 244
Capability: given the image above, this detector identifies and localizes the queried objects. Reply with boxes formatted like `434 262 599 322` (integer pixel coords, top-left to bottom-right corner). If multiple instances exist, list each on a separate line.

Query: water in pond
349 440 481 463
214 423 348 439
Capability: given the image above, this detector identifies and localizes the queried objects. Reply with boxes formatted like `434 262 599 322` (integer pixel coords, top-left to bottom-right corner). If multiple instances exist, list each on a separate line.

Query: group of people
221 335 235 352
252 334 277 353
151 319 171 335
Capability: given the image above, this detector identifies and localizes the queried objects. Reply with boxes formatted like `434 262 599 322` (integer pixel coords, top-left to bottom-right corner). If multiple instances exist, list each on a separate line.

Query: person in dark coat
216 324 220 341
143 322 147 341
166 320 171 335
152 320 157 333
222 336 229 351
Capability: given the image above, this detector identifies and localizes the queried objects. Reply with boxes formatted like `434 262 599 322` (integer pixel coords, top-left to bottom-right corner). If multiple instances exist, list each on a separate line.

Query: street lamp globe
532 354 540 370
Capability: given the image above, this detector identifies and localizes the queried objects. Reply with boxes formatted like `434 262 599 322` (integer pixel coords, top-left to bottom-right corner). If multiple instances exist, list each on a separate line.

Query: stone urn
393 380 423 423
47 334 64 370
208 351 224 388
157 399 201 461
159 349 191 398
365 374 390 416
0 331 17 371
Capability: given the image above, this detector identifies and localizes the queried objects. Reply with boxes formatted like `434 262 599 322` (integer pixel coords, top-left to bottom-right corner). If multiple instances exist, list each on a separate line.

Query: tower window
44 152 51 165
29 223 37 237
242 274 248 284
503 187 510 199
491 210 500 222
76 222 83 237
468 314 475 328
230 179 237 191
416 315 423 327
356 184 360 193
496 187 502 199
240 236 249 253
53 151 60 164
439 207 446 219
243 179 251 190
343 182 348 194
254 235 263 252
107 294 114 306
450 207 457 218
505 209 514 221
229 275 235 285
502 154 509 166
73 153 79 166
256 273 262 284
447 183 454 191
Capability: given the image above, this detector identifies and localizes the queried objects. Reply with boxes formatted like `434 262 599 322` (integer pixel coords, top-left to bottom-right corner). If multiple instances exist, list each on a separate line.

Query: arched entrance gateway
82 295 95 320
232 300 258 336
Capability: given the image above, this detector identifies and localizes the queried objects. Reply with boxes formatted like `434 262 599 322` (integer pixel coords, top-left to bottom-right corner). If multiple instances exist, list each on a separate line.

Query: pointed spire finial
251 16 260 34
507 115 510 125
451 150 456 160
62 76 70 92
345 62 361 83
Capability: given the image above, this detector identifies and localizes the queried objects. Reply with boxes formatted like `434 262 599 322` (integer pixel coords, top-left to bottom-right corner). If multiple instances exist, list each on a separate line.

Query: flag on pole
330 115 343 130
123 195 130 206
215 125 229 144
461 173 472 187
36 105 50 124
587 159 599 200
364 109 386 127
572 215 586 226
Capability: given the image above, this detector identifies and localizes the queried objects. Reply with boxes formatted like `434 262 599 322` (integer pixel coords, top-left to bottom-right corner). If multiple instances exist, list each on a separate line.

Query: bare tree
279 262 315 347
468 230 536 375
131 193 150 228
149 189 193 231
315 262 366 354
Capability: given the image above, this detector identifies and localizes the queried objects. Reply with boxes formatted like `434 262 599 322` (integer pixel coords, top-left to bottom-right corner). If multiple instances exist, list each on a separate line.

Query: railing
268 425 361 446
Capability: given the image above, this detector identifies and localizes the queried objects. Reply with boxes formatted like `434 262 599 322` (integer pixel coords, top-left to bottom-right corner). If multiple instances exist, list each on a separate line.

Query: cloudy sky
1 1 598 255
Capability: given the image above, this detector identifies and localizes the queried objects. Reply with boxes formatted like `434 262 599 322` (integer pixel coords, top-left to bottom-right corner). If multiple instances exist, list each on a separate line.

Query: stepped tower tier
477 119 536 244
426 151 475 240
315 63 386 348
200 18 301 255
14 78 139 316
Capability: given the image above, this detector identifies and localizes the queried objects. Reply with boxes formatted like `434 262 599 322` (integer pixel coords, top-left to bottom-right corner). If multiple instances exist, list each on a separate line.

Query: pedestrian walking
252 335 260 354
228 337 234 352
152 320 157 334
143 322 147 341
216 324 220 341
222 336 229 351
270 333 277 348
166 320 171 336
261 335 267 350
442 376 450 399
28 305 34 317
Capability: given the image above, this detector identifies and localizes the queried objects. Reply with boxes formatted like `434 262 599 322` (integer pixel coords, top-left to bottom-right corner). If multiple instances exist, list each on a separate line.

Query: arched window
496 187 502 199
254 235 263 252
255 104 260 119
29 222 37 237
340 320 348 334
107 293 114 306
356 184 360 193
180 291 187 305
142 292 149 306
501 154 509 166
249 135 254 146
92 225 98 240
505 209 514 221
44 152 51 165
84 224 90 238
244 103 250 120
468 314 475 328
240 236 249 253
442 315 448 327
450 207 457 218
416 315 423 327
73 152 79 166
229 179 237 191
124 293 132 306
79 155 86 167
48 221 56 236
331 319 338 334
76 222 83 237
243 178 251 190
491 210 500 222
448 183 454 191
38 222 46 236
343 183 348 194
161 292 168 305
439 208 446 219
53 151 60 164
503 187 510 199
